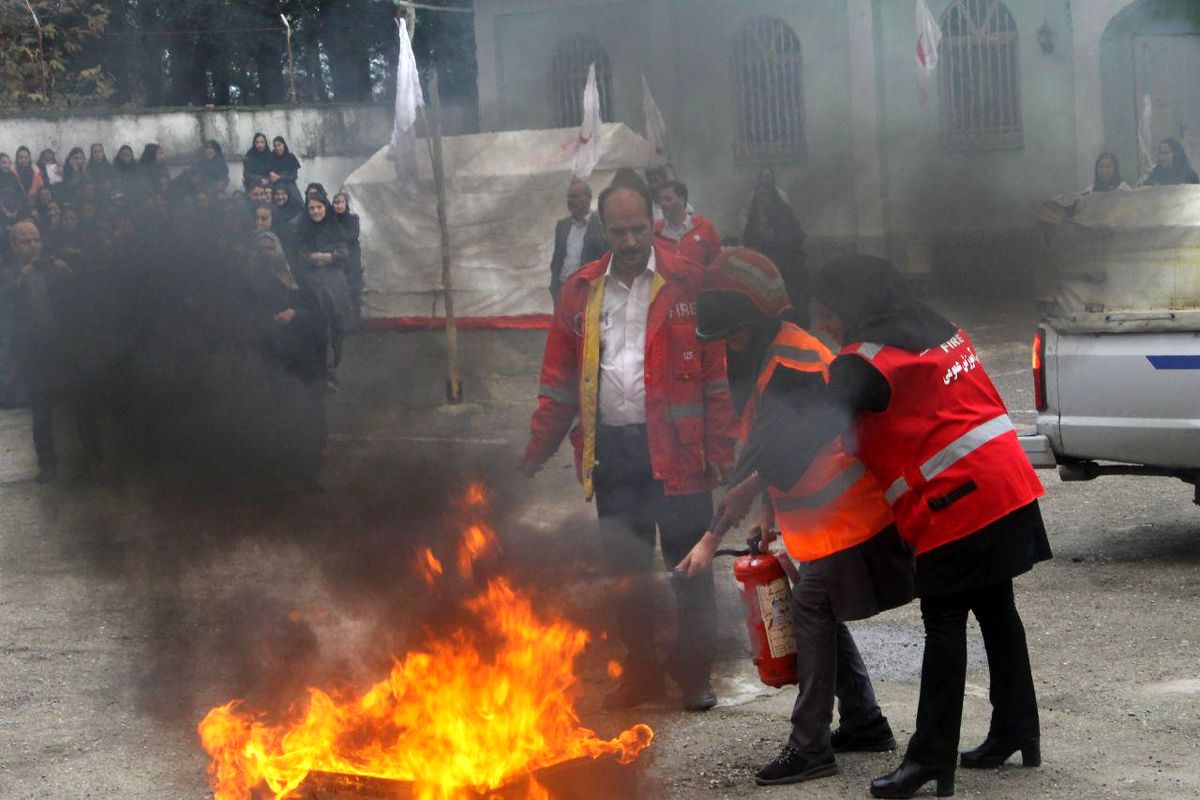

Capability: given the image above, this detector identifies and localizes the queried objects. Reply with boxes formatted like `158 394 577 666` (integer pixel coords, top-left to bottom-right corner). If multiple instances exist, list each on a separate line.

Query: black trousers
905 579 1039 767
789 561 883 754
593 424 716 690
30 379 101 470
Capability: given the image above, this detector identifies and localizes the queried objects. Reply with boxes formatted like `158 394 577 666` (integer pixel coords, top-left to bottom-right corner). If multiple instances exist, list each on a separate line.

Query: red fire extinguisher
720 531 799 687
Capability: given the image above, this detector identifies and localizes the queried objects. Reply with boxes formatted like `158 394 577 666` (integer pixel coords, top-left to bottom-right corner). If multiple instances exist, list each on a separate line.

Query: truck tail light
1032 327 1047 412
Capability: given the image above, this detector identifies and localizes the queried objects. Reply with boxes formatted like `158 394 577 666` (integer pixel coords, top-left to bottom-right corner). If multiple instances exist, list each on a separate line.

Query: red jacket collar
571 242 697 287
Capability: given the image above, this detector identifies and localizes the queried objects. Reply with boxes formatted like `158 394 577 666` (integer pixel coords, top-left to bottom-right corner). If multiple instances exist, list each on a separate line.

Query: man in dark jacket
8 221 101 483
548 178 606 305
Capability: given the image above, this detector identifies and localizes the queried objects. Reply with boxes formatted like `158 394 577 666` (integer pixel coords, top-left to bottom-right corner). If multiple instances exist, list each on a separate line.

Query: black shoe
682 680 717 712
754 745 838 786
35 465 57 484
831 716 898 753
870 761 955 798
960 735 1040 769
602 673 665 710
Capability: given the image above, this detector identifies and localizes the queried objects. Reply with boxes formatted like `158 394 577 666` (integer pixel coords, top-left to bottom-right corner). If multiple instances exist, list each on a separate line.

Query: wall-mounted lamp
1037 21 1055 55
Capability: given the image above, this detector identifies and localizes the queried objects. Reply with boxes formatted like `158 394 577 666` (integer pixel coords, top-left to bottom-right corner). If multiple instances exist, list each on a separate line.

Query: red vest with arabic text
742 323 894 562
842 330 1043 556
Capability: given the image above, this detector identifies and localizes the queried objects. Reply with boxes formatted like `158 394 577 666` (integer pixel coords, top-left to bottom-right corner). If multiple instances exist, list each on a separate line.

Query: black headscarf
244 133 272 172
1091 152 1124 193
742 187 809 323
332 192 360 239
1144 138 1200 186
272 188 304 224
295 196 342 256
270 137 301 183
813 255 956 352
87 144 114 183
14 146 36 194
62 147 89 185
140 144 168 189
114 145 137 172
196 140 229 184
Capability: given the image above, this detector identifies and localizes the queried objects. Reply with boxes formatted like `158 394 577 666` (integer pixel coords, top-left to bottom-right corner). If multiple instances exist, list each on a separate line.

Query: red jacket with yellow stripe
525 244 738 498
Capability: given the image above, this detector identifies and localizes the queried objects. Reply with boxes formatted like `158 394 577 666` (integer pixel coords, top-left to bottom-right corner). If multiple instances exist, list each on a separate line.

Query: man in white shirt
523 182 738 712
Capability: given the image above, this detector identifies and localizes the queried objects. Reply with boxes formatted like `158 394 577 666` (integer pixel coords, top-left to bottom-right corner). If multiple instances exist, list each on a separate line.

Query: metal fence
939 0 1023 150
550 36 613 128
732 16 806 164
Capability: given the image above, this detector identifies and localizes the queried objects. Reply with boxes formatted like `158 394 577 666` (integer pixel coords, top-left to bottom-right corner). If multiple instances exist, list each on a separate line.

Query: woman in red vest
707 255 1050 799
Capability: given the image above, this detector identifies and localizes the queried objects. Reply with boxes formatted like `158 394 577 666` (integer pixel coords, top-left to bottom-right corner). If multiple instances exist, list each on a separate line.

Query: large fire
198 484 654 800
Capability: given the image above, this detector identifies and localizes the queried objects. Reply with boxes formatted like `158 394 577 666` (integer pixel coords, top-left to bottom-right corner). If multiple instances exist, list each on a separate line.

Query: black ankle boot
870 760 955 798
960 735 1040 769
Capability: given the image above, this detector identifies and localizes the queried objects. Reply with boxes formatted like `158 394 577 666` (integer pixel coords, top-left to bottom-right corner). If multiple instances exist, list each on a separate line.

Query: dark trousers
905 579 1039 767
789 562 883 754
30 380 102 470
593 424 716 690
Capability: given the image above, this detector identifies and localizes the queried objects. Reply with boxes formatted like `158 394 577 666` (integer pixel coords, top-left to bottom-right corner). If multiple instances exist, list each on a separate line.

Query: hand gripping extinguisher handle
714 529 765 559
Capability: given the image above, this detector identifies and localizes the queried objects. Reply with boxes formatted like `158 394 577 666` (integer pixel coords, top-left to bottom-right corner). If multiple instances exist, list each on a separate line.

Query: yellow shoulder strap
580 275 605 500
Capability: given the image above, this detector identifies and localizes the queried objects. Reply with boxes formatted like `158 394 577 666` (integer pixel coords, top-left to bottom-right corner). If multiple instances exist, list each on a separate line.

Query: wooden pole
23 0 47 102
426 70 462 404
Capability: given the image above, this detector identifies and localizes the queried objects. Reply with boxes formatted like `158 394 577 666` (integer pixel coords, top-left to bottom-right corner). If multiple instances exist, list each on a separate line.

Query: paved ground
1 297 1198 799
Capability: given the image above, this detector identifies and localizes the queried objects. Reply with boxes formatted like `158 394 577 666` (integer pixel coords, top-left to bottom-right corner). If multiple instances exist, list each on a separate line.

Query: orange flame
464 482 488 507
198 486 653 800
457 523 497 579
416 547 444 584
606 660 623 680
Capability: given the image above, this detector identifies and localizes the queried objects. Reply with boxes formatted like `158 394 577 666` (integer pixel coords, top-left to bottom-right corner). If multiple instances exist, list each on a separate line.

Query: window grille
550 36 614 128
939 0 1022 150
732 17 806 163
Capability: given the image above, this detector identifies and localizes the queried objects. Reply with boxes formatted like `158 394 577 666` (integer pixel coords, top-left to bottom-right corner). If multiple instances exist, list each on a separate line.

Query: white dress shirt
598 249 657 426
659 211 695 243
562 213 591 280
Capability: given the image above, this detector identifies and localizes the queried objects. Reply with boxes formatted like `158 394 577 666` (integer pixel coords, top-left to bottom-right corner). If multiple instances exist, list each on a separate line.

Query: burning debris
197 485 653 800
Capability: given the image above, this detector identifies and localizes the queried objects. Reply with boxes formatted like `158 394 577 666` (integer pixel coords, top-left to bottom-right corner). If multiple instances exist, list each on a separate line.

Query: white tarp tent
344 122 651 326
1040 185 1200 331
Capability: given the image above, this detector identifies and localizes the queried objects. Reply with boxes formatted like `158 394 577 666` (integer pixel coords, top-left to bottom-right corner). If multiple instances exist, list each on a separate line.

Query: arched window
939 0 1022 149
550 36 614 128
732 17 806 163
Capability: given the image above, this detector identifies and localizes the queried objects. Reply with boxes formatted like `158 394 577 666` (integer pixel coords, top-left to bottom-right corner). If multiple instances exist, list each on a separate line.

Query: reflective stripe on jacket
843 330 1044 555
742 323 893 561
525 244 738 499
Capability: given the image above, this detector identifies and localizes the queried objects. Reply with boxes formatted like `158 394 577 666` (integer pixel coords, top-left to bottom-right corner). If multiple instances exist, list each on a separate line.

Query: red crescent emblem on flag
578 136 590 145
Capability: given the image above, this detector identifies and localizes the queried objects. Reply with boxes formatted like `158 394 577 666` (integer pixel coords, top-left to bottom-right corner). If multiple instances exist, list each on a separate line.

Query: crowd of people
0 135 366 487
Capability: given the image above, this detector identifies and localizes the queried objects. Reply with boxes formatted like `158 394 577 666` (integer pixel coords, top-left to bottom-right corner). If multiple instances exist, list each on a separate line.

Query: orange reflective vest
741 323 894 562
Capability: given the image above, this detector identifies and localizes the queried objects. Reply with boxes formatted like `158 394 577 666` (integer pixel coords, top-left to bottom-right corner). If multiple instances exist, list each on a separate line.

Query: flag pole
280 15 297 103
420 69 462 404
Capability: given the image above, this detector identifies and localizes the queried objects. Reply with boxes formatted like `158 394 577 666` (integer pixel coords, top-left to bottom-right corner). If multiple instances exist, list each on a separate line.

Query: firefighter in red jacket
676 250 913 787
654 180 722 267
699 255 1050 799
522 181 738 712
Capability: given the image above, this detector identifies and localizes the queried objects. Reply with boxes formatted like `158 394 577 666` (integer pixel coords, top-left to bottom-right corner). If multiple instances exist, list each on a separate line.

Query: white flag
572 63 603 179
1138 93 1155 183
642 75 669 167
389 17 425 157
916 0 942 103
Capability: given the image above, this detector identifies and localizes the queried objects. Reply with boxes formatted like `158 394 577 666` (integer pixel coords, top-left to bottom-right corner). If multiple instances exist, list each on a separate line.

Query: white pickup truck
1020 186 1200 502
